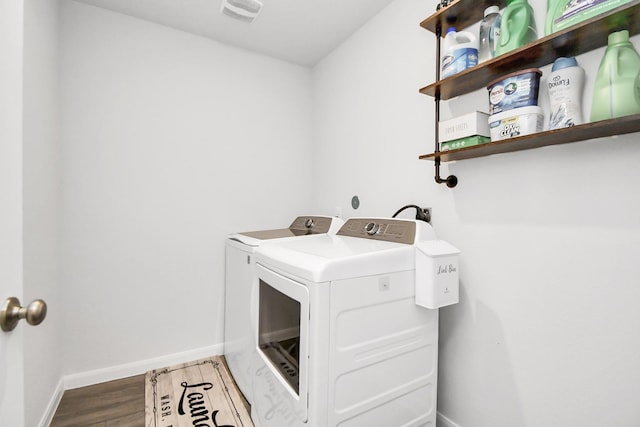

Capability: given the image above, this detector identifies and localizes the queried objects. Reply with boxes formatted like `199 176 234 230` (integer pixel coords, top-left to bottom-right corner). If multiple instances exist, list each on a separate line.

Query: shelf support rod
433 25 458 188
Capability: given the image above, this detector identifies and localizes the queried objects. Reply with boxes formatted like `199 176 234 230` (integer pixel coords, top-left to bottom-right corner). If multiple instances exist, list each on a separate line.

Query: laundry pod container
488 106 544 140
487 68 542 115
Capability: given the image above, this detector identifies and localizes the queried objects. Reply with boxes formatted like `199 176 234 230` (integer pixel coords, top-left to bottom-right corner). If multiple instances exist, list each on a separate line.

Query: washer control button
365 222 379 235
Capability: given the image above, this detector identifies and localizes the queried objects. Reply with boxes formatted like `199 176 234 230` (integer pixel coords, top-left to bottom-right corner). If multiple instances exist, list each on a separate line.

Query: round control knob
305 218 315 228
365 222 379 235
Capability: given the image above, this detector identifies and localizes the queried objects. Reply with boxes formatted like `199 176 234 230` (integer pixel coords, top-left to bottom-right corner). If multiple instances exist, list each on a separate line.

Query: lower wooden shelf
420 114 640 162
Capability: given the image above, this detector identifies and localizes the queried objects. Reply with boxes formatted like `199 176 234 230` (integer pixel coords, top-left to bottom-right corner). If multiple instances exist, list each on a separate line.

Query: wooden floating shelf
420 0 639 35
419 1 640 100
420 0 640 186
419 114 640 162
420 0 508 34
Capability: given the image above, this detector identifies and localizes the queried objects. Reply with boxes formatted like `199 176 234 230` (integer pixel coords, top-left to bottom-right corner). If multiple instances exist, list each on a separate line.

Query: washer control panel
288 216 334 234
337 218 416 244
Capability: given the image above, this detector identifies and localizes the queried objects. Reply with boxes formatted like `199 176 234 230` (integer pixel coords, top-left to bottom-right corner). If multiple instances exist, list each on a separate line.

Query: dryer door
254 263 309 422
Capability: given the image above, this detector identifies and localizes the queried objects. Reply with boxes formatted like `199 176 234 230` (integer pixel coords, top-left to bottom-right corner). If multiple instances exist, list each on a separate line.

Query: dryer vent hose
391 205 431 223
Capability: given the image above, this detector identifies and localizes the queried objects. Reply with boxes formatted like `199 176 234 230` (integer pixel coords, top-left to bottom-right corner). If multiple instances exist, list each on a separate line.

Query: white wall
312 0 640 426
311 0 435 218
59 0 313 376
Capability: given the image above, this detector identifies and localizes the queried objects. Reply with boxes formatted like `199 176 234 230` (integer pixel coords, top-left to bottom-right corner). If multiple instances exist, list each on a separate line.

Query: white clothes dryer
224 216 343 404
250 217 456 427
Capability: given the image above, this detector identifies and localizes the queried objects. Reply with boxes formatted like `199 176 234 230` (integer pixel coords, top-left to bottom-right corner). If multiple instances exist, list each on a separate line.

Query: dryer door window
255 264 309 421
258 279 301 393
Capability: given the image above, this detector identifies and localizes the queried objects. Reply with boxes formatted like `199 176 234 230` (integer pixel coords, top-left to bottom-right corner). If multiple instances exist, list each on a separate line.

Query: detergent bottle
547 57 585 129
479 6 502 63
495 0 537 57
441 27 479 78
545 0 634 35
544 0 561 35
590 30 640 121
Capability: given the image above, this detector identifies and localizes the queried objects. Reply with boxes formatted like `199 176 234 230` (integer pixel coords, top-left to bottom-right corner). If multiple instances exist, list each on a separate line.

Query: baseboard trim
437 411 462 427
63 344 223 390
38 377 64 427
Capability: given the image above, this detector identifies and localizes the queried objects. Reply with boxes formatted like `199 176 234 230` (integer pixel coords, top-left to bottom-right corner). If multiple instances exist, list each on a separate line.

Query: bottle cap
484 6 499 16
608 30 630 45
446 27 457 34
551 57 578 71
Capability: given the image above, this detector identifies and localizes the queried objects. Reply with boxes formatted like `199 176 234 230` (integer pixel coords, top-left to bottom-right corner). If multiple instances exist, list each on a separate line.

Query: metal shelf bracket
433 25 458 188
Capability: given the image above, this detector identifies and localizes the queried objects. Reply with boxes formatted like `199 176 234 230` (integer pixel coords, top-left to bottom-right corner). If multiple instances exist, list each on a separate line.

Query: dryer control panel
337 218 417 244
288 216 336 234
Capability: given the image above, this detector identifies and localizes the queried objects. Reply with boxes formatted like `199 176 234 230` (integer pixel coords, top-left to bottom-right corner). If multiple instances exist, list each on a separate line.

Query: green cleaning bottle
590 30 640 122
544 0 561 35
545 0 634 35
495 0 537 56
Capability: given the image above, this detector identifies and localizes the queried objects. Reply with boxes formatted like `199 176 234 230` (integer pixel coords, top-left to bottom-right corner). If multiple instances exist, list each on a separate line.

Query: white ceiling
72 0 396 67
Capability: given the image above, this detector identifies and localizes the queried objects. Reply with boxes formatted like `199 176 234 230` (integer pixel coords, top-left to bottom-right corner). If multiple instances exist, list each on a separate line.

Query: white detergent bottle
479 6 502 63
441 27 479 79
547 56 585 129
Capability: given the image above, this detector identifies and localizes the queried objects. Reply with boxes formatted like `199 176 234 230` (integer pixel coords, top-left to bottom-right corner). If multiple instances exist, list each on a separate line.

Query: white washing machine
224 216 344 404
250 217 458 427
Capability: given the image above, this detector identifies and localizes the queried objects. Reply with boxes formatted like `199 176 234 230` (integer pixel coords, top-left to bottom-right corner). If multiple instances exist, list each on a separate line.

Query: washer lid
228 215 344 247
229 228 304 247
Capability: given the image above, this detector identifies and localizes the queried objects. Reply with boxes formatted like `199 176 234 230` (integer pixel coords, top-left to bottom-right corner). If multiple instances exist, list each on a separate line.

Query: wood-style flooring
49 375 145 427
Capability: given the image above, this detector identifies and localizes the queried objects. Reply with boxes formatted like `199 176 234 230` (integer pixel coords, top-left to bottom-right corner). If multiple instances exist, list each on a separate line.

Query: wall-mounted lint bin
415 240 460 309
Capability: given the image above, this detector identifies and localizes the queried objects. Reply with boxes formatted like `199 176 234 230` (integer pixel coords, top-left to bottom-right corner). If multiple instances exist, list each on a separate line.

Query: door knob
1 297 47 332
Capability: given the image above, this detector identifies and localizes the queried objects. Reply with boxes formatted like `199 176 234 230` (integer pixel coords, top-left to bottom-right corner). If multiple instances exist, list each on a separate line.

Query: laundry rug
145 356 254 427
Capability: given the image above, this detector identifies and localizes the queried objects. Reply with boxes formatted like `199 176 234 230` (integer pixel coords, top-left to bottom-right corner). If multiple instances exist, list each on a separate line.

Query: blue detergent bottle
441 27 479 78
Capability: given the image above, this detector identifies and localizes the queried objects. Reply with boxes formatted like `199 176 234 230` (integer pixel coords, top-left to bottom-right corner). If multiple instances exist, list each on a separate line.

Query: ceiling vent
220 0 263 23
